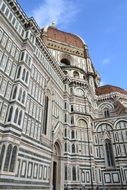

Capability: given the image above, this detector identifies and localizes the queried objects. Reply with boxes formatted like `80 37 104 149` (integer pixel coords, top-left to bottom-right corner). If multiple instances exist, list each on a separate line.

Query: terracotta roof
42 26 84 49
96 85 127 96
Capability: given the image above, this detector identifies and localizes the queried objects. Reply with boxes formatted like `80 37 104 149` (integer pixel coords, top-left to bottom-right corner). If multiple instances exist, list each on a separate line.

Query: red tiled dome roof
96 85 127 96
42 26 85 49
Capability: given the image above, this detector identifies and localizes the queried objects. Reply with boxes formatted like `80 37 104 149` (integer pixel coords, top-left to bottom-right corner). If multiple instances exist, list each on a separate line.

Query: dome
96 85 127 96
42 26 85 49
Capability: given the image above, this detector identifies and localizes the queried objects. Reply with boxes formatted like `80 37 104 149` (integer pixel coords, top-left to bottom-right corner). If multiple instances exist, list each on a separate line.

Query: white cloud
102 58 111 65
32 0 79 28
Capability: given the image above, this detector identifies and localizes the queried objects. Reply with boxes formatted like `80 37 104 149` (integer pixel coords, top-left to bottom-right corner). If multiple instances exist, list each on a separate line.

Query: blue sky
18 0 127 89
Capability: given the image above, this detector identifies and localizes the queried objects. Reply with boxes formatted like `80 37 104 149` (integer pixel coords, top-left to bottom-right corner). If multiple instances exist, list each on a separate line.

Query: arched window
18 110 22 125
64 102 67 109
25 54 28 63
116 121 127 130
65 142 67 152
12 86 17 99
0 145 5 170
68 143 70 153
64 85 67 91
61 58 70 65
17 66 21 78
115 132 119 142
73 71 79 79
72 144 75 153
18 88 22 101
70 87 73 94
72 166 76 181
65 165 67 180
71 116 74 124
14 108 19 123
8 106 13 122
4 144 12 171
22 91 25 104
97 123 112 133
25 71 29 83
65 114 67 123
78 119 88 128
43 96 49 135
105 139 115 167
116 145 121 156
104 109 110 118
9 146 17 172
71 105 74 112
83 75 86 80
20 51 24 61
65 128 67 137
71 130 75 139
22 68 25 80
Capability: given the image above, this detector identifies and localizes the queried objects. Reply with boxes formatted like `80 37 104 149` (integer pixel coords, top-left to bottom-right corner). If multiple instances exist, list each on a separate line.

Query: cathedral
0 0 127 190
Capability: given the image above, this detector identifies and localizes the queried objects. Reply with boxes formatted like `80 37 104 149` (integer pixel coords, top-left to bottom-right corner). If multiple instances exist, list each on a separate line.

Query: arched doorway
52 141 61 190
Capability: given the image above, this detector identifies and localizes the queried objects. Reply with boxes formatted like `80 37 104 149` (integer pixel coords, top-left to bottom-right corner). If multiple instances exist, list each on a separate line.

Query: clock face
74 88 84 96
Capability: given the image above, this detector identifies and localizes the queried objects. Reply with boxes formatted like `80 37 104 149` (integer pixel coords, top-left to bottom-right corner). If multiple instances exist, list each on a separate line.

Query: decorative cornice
6 0 40 34
97 92 127 101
